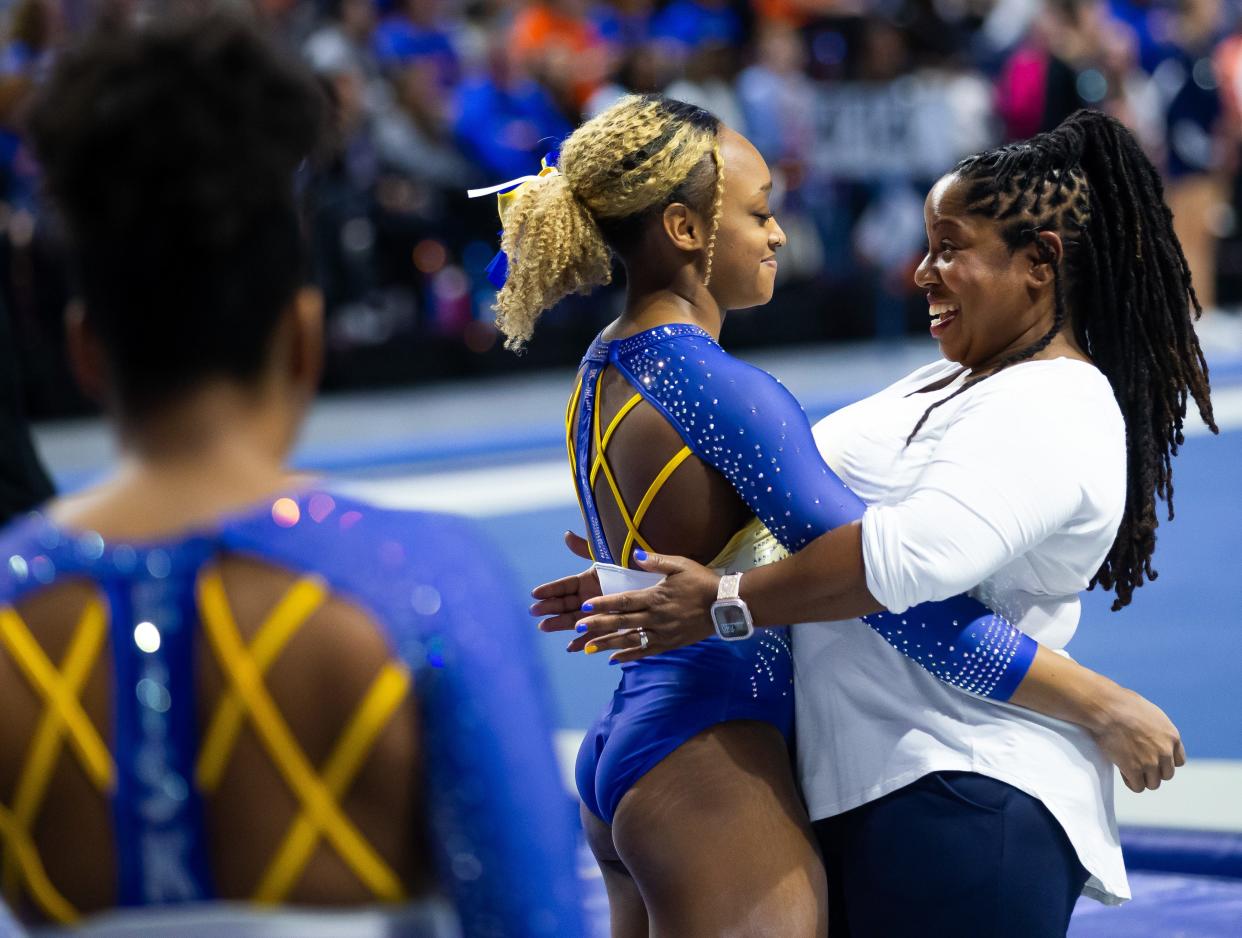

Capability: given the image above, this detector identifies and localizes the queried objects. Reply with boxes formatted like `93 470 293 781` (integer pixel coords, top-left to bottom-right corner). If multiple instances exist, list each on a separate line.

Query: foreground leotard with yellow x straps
0 490 585 937
569 324 1041 824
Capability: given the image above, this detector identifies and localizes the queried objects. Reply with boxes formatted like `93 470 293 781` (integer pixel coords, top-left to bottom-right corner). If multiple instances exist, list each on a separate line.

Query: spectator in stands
738 22 813 167
373 0 460 92
997 0 1088 141
0 0 58 211
455 37 572 180
1161 0 1227 312
995 0 1151 143
665 40 746 133
585 38 670 115
650 0 743 50
511 0 609 114
591 0 654 51
306 26 383 315
375 54 477 190
304 0 381 89
737 24 836 286
650 0 748 133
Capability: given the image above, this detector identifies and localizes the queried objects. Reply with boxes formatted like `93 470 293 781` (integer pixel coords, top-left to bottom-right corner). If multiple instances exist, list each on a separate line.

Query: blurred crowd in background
0 0 1240 415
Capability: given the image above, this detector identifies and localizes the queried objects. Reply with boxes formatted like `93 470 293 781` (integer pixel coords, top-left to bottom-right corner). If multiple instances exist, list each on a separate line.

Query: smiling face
914 173 1060 370
704 127 786 311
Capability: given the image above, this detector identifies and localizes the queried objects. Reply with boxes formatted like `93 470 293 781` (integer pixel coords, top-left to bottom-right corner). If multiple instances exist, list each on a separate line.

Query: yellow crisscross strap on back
0 801 76 924
0 596 113 924
196 576 329 792
254 663 410 902
585 370 692 567
195 568 408 903
621 446 693 563
588 390 643 489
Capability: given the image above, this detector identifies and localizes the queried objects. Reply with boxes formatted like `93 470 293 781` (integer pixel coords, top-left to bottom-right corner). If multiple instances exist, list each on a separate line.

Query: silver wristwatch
710 572 754 641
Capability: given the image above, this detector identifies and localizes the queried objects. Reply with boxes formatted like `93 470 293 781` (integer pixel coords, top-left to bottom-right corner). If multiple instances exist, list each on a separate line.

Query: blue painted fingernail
608 657 619 666
576 623 587 633
633 549 647 561
581 602 593 612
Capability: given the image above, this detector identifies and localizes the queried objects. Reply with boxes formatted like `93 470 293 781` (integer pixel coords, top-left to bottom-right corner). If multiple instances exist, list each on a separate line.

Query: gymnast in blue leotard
0 18 587 936
495 96 1176 936
0 492 582 936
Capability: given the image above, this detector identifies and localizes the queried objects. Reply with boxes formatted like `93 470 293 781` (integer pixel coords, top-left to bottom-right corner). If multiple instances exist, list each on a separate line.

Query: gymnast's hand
530 532 602 639
568 549 720 662
1011 646 1186 792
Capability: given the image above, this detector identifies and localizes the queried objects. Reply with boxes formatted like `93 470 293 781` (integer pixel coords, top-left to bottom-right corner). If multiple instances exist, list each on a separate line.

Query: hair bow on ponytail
466 151 560 289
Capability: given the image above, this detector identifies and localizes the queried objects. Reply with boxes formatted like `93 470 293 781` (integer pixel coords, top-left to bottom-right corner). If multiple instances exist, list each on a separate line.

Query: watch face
713 603 752 640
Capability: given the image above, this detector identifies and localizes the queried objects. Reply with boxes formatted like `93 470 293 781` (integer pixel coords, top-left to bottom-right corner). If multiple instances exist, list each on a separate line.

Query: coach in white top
571 109 1217 936
798 356 1128 902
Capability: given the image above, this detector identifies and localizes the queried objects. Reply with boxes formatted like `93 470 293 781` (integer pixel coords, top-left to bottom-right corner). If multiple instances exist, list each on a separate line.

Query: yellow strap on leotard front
0 597 111 923
196 575 329 792
196 569 406 903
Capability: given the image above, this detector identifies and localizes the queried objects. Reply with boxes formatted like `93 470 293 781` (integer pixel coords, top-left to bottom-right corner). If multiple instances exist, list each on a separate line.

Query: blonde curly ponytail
495 172 612 351
493 94 723 351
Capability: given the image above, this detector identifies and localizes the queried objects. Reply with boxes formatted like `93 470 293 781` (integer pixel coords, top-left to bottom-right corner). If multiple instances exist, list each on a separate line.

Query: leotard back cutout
0 492 586 937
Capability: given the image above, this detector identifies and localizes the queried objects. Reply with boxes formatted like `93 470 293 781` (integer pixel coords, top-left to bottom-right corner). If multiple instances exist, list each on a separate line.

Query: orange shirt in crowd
511 4 607 108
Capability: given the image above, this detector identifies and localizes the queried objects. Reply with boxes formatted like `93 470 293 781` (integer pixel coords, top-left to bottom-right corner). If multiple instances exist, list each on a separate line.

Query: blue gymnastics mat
1071 872 1242 937
1070 827 1242 937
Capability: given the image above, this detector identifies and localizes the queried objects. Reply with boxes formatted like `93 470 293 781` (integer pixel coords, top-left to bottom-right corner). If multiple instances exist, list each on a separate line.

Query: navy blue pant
814 771 1089 938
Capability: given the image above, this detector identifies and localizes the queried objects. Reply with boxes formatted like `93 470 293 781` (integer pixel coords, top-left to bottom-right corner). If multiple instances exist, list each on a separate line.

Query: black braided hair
911 109 1216 610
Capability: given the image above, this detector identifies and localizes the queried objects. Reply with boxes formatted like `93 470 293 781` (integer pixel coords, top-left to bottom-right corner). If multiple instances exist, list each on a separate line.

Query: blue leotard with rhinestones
570 324 1039 823
0 490 587 937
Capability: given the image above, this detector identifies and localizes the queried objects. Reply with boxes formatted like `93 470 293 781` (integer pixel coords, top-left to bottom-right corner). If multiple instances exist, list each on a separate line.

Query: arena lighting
413 238 448 274
133 621 161 654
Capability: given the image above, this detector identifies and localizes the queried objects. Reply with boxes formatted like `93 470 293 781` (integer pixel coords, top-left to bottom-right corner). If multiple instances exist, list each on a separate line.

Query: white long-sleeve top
793 356 1131 904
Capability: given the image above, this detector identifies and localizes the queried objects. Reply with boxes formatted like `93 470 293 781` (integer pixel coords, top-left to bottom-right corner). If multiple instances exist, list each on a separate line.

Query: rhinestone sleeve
614 328 1037 701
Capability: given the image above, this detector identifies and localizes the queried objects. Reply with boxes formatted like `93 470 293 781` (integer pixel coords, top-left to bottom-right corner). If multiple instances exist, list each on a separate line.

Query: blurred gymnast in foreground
0 14 585 937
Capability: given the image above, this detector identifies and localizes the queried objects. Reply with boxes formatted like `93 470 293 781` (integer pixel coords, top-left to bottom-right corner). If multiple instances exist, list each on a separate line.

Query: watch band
717 572 742 602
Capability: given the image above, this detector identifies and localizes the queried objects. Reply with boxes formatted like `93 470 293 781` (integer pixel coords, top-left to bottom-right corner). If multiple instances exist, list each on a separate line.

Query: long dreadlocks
910 109 1216 610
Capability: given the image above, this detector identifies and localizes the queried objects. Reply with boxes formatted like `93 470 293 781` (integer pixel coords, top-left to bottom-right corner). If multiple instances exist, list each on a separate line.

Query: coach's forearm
1008 645 1126 732
739 522 883 626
